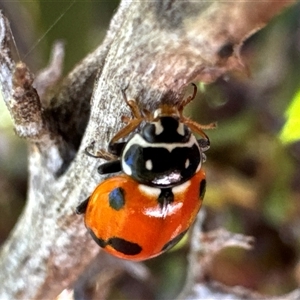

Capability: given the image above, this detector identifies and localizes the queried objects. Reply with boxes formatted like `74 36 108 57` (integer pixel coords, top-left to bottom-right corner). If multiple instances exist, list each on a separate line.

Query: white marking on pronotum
177 123 185 136
145 159 153 170
153 108 162 119
154 120 164 135
121 132 201 176
196 158 202 173
122 161 132 175
123 133 199 152
185 159 189 169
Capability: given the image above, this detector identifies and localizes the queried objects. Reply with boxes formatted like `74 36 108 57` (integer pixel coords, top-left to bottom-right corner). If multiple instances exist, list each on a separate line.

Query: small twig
0 11 15 103
177 211 254 300
34 40 65 101
199 228 255 266
11 62 44 138
178 211 300 300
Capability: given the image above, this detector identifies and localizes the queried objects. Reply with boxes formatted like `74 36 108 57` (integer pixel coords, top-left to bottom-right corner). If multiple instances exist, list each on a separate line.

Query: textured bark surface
0 1 295 299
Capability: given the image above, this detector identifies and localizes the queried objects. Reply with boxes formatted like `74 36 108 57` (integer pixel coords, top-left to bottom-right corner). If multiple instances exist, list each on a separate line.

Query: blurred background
0 1 300 299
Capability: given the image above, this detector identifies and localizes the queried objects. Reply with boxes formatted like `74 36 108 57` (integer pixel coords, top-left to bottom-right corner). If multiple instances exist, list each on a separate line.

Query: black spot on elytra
199 179 206 200
108 237 142 255
109 187 125 210
88 229 142 256
161 230 188 252
88 229 106 248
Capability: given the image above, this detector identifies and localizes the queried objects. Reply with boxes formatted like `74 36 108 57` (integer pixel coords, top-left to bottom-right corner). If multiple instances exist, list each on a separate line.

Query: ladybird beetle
77 84 215 260
76 169 206 261
94 84 216 188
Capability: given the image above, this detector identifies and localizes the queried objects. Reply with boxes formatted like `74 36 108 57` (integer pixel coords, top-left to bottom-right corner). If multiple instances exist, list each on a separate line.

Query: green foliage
280 90 300 144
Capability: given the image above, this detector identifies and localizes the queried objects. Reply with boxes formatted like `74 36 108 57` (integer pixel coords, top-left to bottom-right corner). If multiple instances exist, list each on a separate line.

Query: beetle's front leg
108 141 127 156
97 159 122 175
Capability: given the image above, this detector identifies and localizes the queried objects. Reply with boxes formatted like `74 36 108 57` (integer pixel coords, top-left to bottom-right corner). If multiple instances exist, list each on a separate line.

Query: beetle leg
98 160 122 175
182 117 216 147
76 197 90 214
121 88 143 119
108 88 147 151
109 118 143 147
121 115 131 124
108 141 126 156
85 145 117 160
178 83 198 112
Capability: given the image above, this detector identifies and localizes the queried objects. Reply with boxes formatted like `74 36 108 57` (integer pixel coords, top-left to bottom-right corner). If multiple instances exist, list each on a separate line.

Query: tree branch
178 211 300 299
0 1 295 299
